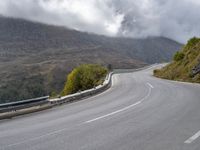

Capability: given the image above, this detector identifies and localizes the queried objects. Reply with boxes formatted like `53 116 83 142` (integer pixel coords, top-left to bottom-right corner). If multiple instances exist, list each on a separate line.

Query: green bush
174 51 185 61
61 64 108 96
186 37 200 47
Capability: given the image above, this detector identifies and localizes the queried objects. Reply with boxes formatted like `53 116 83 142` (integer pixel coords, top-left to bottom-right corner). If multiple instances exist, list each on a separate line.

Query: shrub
174 51 185 61
61 64 108 96
186 37 200 47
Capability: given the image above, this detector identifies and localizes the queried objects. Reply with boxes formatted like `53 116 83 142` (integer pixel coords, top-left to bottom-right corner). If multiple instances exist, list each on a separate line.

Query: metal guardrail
49 64 155 106
49 72 113 105
0 72 113 114
0 64 155 116
0 96 49 113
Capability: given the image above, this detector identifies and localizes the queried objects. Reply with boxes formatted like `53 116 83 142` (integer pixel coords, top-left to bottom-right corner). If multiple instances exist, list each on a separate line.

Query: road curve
0 65 200 150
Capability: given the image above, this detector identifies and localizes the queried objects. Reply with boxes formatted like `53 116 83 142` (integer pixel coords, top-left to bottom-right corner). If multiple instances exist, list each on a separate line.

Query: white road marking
85 101 142 123
85 83 152 123
2 79 154 148
184 130 200 144
147 82 154 88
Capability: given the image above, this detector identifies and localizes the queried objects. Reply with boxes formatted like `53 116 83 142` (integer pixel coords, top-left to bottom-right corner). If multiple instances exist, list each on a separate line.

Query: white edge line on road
147 82 154 89
184 130 200 144
85 83 152 123
2 82 154 148
2 83 152 148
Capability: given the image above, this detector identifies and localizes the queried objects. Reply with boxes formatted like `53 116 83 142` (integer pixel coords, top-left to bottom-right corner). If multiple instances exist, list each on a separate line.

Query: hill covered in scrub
61 64 108 96
154 37 200 83
0 16 182 103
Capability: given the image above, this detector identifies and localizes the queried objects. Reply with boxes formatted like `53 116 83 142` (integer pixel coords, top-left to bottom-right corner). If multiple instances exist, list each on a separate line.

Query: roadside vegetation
0 74 47 104
154 37 200 83
61 64 108 96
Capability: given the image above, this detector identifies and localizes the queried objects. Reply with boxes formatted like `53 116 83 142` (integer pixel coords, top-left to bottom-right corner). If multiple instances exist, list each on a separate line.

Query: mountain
0 16 182 103
154 37 200 83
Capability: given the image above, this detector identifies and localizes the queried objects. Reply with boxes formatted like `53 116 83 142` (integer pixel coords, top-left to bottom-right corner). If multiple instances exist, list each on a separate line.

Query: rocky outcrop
192 60 200 77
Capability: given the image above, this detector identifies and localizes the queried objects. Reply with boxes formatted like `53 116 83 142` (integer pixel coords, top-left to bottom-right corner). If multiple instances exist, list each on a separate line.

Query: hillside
154 37 200 83
0 16 182 103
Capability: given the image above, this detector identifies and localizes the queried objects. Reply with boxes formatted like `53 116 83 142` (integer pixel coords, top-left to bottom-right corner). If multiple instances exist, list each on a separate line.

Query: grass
154 37 200 83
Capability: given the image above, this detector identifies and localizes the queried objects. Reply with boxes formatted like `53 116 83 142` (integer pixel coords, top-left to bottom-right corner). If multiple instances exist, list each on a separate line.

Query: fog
0 0 200 43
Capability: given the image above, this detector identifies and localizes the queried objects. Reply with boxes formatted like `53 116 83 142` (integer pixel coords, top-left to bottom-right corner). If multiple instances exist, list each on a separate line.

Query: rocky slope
154 37 200 83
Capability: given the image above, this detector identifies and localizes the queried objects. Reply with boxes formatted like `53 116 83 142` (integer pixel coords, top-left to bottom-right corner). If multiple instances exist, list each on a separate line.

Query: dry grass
154 38 200 83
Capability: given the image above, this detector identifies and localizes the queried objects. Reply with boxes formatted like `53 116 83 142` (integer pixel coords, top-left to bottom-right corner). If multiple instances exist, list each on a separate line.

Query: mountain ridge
0 16 182 103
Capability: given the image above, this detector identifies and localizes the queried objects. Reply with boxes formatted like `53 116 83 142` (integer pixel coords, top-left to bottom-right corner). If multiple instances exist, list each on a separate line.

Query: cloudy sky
0 0 199 43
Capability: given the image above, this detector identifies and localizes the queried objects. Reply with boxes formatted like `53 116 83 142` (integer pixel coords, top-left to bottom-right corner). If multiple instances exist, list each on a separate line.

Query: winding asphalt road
0 65 200 150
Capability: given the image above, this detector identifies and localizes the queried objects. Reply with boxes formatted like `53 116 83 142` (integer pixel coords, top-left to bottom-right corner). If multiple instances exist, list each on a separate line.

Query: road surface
0 65 200 150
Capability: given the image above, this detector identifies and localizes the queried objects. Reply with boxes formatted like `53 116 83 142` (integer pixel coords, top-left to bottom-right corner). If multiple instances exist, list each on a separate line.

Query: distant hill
0 16 182 103
154 37 200 83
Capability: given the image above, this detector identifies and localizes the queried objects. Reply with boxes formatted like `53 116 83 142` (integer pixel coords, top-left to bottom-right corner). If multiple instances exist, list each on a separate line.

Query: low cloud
0 0 200 43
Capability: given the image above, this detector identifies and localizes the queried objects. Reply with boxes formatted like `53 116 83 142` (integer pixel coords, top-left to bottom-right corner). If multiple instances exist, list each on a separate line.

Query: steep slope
0 16 182 103
154 37 200 83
